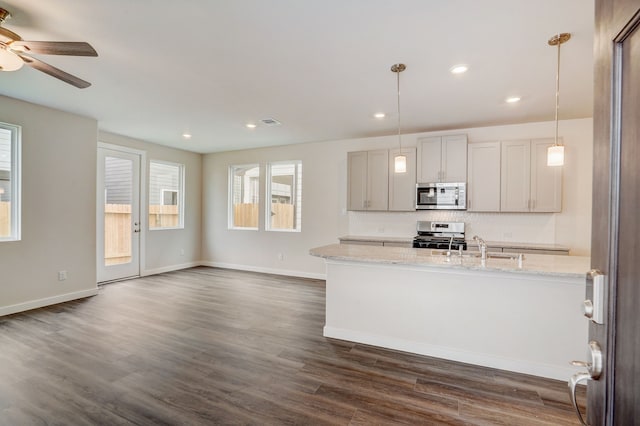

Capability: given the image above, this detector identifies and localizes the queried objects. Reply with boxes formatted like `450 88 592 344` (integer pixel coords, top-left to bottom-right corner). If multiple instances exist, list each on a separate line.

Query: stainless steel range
412 221 467 250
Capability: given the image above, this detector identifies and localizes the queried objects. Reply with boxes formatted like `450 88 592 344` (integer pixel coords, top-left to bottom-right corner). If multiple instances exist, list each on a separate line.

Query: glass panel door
97 146 141 282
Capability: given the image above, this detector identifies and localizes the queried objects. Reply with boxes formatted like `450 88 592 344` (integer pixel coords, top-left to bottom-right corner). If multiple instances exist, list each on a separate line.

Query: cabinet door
467 142 501 212
442 134 468 182
347 151 368 210
417 136 442 182
500 140 531 212
389 147 417 211
530 138 562 212
366 149 389 210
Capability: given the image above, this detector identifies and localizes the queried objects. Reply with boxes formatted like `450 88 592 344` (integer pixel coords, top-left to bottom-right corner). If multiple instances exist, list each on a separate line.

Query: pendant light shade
547 145 565 166
394 155 407 173
391 63 407 173
547 33 570 167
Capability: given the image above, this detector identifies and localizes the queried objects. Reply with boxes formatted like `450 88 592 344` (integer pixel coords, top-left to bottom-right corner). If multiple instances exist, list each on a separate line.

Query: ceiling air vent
260 118 282 126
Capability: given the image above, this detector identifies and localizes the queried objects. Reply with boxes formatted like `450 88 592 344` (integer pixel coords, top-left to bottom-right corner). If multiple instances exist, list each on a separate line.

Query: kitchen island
310 243 590 380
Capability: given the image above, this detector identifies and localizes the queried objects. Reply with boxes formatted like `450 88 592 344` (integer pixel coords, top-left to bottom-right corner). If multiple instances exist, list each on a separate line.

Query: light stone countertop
338 235 570 252
310 244 590 279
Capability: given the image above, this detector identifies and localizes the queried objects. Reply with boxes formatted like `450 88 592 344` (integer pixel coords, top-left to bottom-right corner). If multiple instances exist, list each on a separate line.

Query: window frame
228 164 260 230
265 160 302 233
148 159 185 230
0 122 21 242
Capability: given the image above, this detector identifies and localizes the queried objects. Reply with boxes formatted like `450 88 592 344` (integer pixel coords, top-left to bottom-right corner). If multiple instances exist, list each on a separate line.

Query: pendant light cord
555 34 561 147
397 67 402 155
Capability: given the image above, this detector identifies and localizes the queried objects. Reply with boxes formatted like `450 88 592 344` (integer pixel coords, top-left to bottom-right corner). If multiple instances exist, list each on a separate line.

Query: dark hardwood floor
0 267 585 425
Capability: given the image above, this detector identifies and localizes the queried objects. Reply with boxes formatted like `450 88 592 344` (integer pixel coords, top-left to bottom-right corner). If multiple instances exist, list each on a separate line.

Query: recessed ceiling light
450 64 469 74
506 96 521 103
374 113 386 119
246 123 257 129
182 133 192 139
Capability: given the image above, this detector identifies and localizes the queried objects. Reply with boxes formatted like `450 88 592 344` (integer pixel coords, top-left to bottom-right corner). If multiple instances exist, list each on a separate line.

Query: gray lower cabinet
382 241 413 248
339 239 412 248
467 245 569 255
341 240 383 246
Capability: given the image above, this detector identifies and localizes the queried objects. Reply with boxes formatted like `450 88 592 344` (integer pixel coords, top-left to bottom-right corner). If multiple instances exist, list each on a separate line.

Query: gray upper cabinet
530 139 562 212
417 134 467 183
467 141 501 212
501 140 532 212
500 138 562 212
347 149 389 211
388 147 417 211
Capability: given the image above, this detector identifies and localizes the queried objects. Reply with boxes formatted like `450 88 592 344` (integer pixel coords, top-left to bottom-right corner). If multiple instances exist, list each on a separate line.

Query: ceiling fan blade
0 26 21 42
10 41 98 56
18 54 91 88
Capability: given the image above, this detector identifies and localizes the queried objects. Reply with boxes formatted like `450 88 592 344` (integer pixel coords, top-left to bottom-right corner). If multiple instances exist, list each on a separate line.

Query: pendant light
547 33 570 167
391 63 407 173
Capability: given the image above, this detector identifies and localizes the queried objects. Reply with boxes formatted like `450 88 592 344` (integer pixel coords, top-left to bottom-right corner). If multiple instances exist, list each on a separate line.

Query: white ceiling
0 0 594 153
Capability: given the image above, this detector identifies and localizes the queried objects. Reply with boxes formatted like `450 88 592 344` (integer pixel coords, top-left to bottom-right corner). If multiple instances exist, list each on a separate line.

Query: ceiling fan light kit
0 7 98 88
0 46 23 71
547 32 570 167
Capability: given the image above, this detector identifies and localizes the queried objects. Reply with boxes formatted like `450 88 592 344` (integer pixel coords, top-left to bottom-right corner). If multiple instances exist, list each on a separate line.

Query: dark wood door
591 1 640 424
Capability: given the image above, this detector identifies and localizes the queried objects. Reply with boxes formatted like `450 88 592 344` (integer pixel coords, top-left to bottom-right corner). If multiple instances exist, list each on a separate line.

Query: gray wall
0 95 98 314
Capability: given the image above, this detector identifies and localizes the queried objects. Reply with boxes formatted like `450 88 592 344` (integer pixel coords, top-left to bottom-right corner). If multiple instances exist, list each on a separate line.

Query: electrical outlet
277 253 284 261
180 248 185 256
58 271 67 281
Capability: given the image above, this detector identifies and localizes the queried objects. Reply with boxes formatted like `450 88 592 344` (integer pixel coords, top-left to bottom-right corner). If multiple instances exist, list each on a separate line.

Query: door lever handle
568 372 590 426
567 341 603 425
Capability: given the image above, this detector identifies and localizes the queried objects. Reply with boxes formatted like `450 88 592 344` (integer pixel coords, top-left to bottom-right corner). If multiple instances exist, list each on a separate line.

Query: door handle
568 372 590 426
568 340 603 425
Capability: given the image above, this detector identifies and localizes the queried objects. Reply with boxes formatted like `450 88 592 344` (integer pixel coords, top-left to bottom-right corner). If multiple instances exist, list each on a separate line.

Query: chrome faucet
447 235 454 256
473 235 487 261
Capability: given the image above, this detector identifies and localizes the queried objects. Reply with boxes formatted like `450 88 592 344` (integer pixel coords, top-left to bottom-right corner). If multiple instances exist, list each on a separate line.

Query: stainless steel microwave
416 182 466 210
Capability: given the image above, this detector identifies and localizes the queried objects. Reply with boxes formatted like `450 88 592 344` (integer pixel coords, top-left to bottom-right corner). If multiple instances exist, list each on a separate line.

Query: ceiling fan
0 7 97 88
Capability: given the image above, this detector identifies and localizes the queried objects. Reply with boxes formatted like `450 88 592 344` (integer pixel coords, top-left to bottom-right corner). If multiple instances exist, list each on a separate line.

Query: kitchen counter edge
311 244 589 279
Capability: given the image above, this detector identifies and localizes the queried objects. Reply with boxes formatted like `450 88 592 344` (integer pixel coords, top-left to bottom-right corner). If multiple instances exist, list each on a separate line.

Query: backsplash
348 211 556 244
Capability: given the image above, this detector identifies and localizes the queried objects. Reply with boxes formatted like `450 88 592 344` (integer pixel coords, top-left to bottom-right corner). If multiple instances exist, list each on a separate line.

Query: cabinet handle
532 199 536 210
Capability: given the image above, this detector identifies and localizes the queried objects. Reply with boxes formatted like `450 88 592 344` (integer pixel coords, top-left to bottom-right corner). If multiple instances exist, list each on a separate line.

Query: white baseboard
0 288 99 317
323 326 580 381
201 261 326 280
142 261 203 276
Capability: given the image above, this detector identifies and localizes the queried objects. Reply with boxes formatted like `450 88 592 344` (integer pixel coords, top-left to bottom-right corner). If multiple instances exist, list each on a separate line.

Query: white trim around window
149 159 185 230
0 122 21 242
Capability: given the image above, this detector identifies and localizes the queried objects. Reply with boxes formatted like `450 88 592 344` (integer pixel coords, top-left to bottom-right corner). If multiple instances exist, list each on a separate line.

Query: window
266 161 302 232
149 160 184 229
0 122 20 241
229 164 260 229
